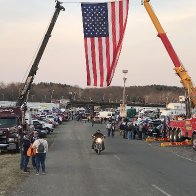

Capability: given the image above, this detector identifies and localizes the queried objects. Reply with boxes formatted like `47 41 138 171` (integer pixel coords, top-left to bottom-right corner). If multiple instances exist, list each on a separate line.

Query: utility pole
122 70 128 106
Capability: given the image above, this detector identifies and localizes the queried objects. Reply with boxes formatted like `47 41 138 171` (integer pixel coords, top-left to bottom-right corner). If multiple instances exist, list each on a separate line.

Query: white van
97 111 115 119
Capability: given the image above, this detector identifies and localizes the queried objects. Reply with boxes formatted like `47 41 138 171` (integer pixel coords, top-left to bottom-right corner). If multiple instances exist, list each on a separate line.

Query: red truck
168 117 196 149
143 0 196 150
0 107 23 151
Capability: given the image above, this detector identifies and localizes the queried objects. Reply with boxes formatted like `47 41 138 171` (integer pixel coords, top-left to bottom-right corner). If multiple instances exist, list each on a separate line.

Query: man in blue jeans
127 122 135 140
32 134 48 175
21 135 31 173
30 131 39 169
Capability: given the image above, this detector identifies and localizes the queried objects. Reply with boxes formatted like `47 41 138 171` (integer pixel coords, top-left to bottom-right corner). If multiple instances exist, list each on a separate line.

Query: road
12 120 196 196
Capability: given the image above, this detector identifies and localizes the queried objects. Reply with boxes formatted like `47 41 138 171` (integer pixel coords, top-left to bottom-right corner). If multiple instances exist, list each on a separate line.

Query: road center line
152 184 172 196
114 155 120 161
175 153 196 163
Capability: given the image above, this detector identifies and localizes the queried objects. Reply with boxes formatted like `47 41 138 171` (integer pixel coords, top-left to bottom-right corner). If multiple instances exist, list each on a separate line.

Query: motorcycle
92 136 105 155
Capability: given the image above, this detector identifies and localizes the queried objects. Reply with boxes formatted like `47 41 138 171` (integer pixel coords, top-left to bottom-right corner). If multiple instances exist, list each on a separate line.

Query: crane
16 0 65 108
142 0 196 117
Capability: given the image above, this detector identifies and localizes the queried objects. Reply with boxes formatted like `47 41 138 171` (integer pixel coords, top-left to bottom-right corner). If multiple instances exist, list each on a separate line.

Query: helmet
96 129 101 133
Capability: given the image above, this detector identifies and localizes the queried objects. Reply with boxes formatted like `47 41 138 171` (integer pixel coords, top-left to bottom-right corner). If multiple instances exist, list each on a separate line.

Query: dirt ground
0 132 56 196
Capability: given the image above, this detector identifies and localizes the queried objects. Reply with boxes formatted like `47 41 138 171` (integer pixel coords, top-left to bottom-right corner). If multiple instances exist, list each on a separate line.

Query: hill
0 82 184 104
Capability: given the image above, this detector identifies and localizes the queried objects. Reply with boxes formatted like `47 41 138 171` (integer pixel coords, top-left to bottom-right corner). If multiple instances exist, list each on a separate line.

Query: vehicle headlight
8 138 15 142
96 138 102 143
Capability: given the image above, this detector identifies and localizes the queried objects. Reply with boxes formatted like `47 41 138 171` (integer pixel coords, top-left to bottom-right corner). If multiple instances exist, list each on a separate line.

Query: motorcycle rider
91 129 105 150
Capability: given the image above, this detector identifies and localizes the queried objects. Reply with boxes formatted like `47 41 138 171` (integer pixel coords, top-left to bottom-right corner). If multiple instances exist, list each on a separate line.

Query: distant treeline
0 82 184 104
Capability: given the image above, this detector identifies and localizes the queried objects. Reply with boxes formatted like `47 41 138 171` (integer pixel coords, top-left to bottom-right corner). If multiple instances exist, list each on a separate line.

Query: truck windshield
0 118 17 128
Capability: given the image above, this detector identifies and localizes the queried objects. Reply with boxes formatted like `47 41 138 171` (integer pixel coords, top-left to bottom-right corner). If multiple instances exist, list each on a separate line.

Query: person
30 131 39 169
32 134 48 175
111 122 115 137
122 119 128 139
138 124 143 140
18 125 27 171
106 121 112 137
21 135 31 173
127 122 135 140
142 123 148 140
91 129 105 150
91 117 94 127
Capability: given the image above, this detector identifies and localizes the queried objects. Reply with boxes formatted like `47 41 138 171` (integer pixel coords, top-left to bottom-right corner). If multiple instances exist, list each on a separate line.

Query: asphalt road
12 120 196 196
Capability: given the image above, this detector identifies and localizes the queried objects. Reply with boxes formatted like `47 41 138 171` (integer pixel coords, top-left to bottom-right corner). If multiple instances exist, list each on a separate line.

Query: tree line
0 82 184 104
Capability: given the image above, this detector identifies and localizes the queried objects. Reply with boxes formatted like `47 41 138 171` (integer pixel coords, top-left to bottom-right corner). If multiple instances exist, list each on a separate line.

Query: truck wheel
174 131 178 142
174 129 181 142
169 129 174 142
177 129 183 142
192 134 196 151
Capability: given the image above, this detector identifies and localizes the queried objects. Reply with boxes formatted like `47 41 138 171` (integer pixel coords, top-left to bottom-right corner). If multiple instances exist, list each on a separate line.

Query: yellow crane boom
142 0 196 108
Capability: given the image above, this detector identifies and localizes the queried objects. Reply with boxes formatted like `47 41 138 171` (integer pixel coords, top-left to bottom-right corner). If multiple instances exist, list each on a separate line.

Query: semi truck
143 0 196 150
0 107 23 151
0 1 65 151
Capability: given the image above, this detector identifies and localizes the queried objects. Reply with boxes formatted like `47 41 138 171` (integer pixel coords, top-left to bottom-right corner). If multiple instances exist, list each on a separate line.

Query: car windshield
0 118 17 128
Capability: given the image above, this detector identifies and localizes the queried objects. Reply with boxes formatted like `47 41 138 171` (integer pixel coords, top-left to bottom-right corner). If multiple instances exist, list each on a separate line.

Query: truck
0 1 65 151
97 111 115 120
142 0 196 149
127 107 137 119
0 107 23 151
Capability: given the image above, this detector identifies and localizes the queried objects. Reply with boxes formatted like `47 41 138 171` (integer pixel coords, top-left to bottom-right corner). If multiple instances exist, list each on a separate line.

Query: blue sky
0 0 196 88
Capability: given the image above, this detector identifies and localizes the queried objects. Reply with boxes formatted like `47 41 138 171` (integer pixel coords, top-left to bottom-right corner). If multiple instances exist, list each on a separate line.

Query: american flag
81 0 129 87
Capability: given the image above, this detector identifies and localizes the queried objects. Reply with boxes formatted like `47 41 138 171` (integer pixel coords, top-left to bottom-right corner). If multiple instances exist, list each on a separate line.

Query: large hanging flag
81 0 129 87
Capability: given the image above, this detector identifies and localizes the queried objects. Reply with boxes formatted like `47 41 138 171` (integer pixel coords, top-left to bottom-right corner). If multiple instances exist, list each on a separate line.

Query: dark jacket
21 139 31 155
93 132 104 138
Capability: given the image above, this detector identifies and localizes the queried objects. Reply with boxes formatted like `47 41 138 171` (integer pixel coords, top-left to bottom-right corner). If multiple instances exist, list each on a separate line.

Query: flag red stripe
90 38 97 86
107 0 129 85
111 2 116 54
84 38 91 85
105 37 110 85
98 37 104 87
119 1 123 36
126 0 129 17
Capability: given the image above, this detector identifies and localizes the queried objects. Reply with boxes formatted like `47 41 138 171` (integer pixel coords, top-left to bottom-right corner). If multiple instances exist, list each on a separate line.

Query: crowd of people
18 125 48 175
103 116 166 140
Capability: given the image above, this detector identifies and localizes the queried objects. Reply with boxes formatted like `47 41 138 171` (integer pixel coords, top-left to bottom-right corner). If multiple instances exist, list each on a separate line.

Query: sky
0 0 196 89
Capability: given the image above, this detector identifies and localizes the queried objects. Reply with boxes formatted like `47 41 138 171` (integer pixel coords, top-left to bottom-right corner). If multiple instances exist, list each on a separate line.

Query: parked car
147 120 162 137
32 119 48 137
38 120 54 133
46 115 59 127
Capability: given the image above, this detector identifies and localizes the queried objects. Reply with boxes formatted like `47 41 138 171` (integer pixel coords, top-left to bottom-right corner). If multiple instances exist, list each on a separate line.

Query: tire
177 129 183 142
192 134 196 151
174 130 180 142
169 129 174 142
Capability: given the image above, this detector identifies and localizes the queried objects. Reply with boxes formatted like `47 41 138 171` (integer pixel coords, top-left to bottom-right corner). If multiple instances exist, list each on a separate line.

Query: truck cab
0 107 22 151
